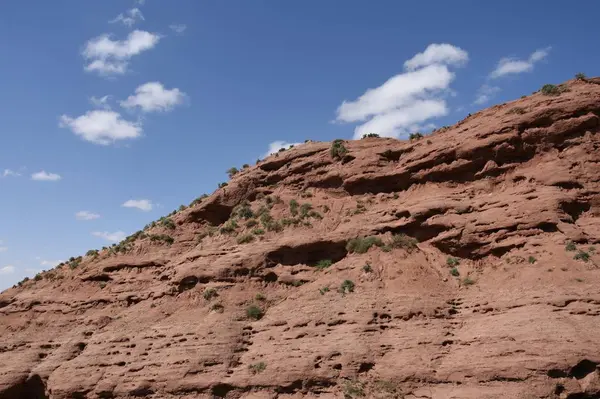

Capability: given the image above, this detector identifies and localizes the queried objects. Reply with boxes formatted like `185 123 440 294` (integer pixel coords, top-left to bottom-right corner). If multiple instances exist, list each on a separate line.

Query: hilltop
1 77 600 399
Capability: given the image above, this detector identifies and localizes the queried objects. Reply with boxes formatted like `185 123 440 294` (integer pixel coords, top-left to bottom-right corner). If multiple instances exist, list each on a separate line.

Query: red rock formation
1 78 599 398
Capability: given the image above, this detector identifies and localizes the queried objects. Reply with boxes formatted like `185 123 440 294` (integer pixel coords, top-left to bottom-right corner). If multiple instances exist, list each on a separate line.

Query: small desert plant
319 286 330 295
322 205 330 213
343 380 365 398
450 267 460 277
248 362 266 374
340 279 355 295
178 204 187 211
203 288 218 300
99 282 107 289
242 164 250 169
236 234 255 244
69 258 81 269
362 133 380 138
574 250 590 262
565 241 577 251
346 236 384 254
235 204 254 219
362 263 373 273
446 257 460 267
575 72 586 80
210 303 224 313
220 220 238 234
409 132 424 140
149 234 175 245
227 167 239 178
255 293 266 301
540 84 560 96
299 203 313 218
218 182 228 188
252 228 265 235
462 276 475 286
246 219 258 227
86 249 99 257
507 107 526 115
528 256 537 264
300 191 313 198
246 305 263 320
388 234 418 251
161 218 176 230
315 259 333 270
34 273 43 281
289 199 299 216
330 139 348 160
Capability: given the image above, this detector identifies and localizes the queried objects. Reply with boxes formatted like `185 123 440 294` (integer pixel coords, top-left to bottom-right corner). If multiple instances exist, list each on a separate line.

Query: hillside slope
1 78 600 399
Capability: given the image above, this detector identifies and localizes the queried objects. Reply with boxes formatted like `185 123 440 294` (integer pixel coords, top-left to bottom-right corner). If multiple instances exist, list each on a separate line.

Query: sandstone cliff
1 78 600 399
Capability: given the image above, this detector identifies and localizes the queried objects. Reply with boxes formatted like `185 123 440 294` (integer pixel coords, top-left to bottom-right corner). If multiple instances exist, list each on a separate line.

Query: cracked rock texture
1 78 600 399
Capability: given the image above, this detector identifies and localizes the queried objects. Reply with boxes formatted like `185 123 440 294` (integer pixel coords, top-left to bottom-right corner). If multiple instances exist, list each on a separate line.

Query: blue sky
0 0 598 290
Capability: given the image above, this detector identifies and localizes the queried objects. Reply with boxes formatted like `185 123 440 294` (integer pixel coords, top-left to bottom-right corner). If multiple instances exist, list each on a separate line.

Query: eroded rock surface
1 78 600 398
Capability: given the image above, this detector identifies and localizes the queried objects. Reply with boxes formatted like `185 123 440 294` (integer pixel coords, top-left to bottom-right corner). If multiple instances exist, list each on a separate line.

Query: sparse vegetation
220 220 238 234
234 203 254 219
34 273 43 281
462 276 475 286
300 192 313 198
248 362 266 374
446 257 460 267
149 234 175 245
346 236 384 254
218 182 228 188
68 258 81 270
203 288 218 300
160 217 176 230
507 106 526 115
315 259 333 270
388 234 418 251
86 249 99 257
450 267 460 277
178 204 187 212
210 303 224 313
227 167 239 178
246 219 258 227
566 241 577 251
237 234 255 244
340 279 355 295
574 250 590 262
319 286 330 295
409 132 424 140
299 203 312 218
362 263 373 273
246 305 263 320
242 163 250 169
362 133 380 138
252 228 265 235
575 72 586 80
289 199 299 216
540 84 561 96
528 256 537 264
255 293 266 301
342 380 365 398
330 139 348 160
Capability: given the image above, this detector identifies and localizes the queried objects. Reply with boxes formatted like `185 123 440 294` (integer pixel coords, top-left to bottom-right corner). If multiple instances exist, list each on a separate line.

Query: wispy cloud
490 47 551 79
2 169 21 178
31 171 61 181
82 30 161 75
169 24 187 34
262 141 301 158
335 43 468 139
92 231 127 243
0 247 7 253
473 84 501 105
122 199 153 211
90 95 112 110
109 8 144 27
40 259 62 267
75 211 100 221
59 110 142 145
0 265 15 275
121 82 186 112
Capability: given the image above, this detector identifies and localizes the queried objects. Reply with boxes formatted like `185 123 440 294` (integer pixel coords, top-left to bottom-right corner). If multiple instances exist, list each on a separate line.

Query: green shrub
235 204 254 219
300 192 313 198
242 164 250 169
218 182 228 188
246 219 258 227
343 380 365 398
34 273 43 281
252 228 265 235
227 167 239 178
528 256 537 264
574 250 590 262
388 234 418 251
248 362 266 374
346 236 384 254
340 279 355 294
237 234 255 244
362 133 380 138
450 267 459 277
409 132 424 140
507 107 526 115
281 218 299 227
211 303 224 313
260 211 274 226
540 84 560 96
266 220 283 232
565 241 577 251
255 293 266 301
69 259 81 269
86 249 99 257
220 220 238 234
299 203 313 218
362 263 373 273
246 305 263 320
149 234 174 245
446 257 460 267
289 199 299 216
203 288 218 300
161 218 176 230
308 210 323 220
178 205 187 211
330 139 348 160
575 72 586 80
462 276 475 286
319 286 330 295
315 259 333 270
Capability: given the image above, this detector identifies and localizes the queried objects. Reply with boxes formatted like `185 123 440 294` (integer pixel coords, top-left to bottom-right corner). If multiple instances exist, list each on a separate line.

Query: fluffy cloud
121 82 186 112
490 47 551 79
40 259 62 267
473 84 501 105
336 43 468 139
0 265 15 275
109 8 144 27
31 171 61 181
75 211 100 221
122 199 153 211
169 24 187 34
82 30 161 75
2 169 20 178
262 141 301 158
404 43 469 71
90 95 112 110
92 231 127 243
59 110 142 145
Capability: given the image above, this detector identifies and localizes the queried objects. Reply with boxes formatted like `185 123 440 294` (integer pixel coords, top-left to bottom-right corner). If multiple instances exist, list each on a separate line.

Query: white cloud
109 8 144 27
2 169 21 178
0 265 15 275
31 171 61 181
92 231 127 243
59 110 142 145
82 30 161 75
90 95 112 110
75 211 100 221
404 43 469 71
122 199 153 212
169 24 187 34
120 82 186 112
40 260 62 267
473 84 501 105
490 47 551 79
262 141 301 158
335 43 468 139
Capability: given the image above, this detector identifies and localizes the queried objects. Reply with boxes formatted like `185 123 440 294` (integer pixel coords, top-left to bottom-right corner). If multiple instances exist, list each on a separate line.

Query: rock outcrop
1 78 600 398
